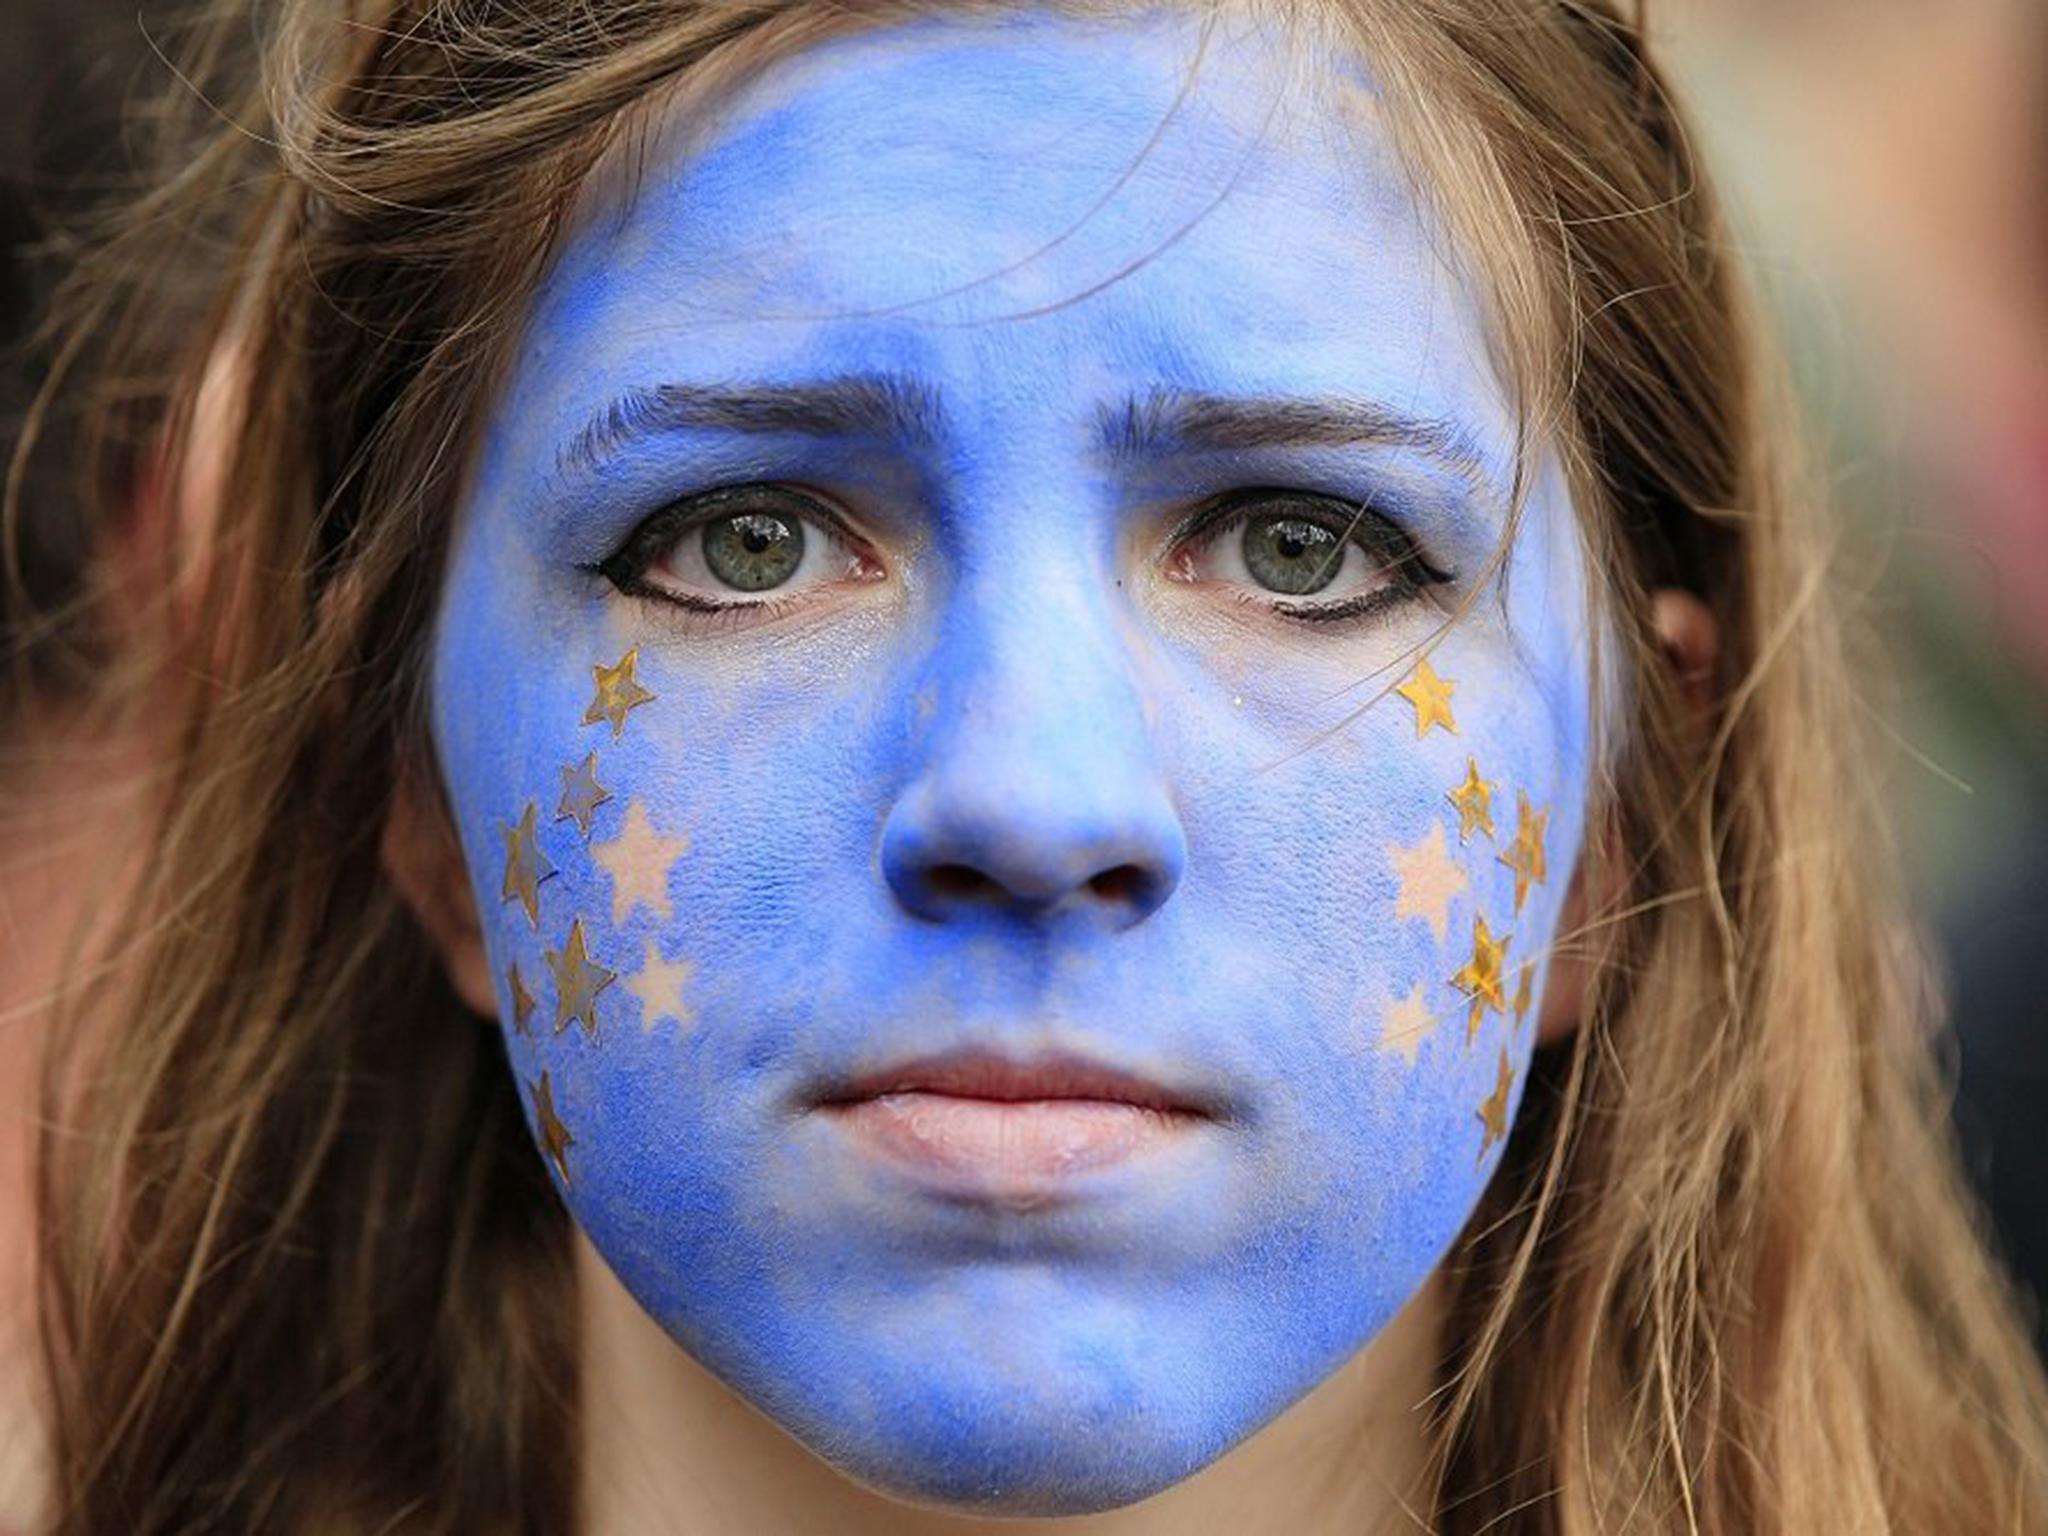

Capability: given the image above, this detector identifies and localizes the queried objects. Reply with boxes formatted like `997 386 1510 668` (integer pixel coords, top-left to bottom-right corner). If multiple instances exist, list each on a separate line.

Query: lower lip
823 1092 1204 1193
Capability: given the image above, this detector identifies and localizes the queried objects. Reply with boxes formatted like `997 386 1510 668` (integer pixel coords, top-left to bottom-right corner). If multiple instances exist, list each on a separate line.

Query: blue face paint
431 8 1594 1515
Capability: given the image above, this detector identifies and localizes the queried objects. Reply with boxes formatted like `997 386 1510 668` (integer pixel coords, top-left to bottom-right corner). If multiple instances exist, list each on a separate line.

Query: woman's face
432 8 1593 1514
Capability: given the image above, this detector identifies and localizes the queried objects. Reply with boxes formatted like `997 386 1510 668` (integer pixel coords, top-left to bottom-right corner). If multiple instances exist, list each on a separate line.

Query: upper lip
811 1047 1222 1118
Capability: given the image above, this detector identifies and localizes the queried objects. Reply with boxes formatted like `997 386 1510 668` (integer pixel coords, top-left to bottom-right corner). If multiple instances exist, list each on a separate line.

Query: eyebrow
558 375 1487 484
558 373 943 474
1098 388 1486 478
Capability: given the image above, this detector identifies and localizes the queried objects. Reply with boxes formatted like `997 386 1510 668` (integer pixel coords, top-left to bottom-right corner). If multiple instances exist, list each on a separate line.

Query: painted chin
818 1094 1215 1210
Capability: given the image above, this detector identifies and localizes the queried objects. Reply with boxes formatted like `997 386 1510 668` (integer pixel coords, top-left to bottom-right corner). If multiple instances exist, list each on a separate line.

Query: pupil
743 528 771 554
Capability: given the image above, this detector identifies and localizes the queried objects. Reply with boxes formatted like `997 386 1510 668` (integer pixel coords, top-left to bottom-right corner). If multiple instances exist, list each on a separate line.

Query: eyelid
591 481 869 595
1169 487 1456 588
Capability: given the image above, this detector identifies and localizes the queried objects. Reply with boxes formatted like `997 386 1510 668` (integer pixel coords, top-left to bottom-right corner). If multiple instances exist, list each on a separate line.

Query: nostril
918 860 1156 912
926 863 1003 903
1087 864 1150 907
881 774 1186 924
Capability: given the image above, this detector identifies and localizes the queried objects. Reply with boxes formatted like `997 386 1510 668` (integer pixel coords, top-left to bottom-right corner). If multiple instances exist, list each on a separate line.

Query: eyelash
1167 487 1456 625
588 483 1455 628
584 484 872 620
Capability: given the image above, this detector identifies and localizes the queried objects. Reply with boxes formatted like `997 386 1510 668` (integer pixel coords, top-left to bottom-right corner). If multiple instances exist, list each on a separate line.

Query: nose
880 592 1186 931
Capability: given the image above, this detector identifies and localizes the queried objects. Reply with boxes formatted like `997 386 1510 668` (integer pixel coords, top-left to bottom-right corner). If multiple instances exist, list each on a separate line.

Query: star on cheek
1498 791 1550 914
529 1069 574 1186
507 961 536 1037
1378 982 1438 1067
583 646 656 739
555 751 613 840
1476 1047 1513 1164
1394 656 1457 738
500 802 556 930
1388 821 1468 944
593 800 690 925
626 936 696 1032
547 918 616 1041
1449 912 1511 1043
1445 757 1497 843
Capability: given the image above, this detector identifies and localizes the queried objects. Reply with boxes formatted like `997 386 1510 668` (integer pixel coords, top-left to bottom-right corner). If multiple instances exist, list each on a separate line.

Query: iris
704 511 805 591
1242 513 1343 595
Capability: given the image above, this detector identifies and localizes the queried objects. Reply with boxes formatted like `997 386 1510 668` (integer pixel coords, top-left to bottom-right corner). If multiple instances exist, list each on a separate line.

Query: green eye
1241 514 1344 596
703 512 806 592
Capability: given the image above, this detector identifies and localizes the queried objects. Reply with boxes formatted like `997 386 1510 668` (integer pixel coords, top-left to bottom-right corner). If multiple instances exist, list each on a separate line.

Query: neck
575 1237 1443 1536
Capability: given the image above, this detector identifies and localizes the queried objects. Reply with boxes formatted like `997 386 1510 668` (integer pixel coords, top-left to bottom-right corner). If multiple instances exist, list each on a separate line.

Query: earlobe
1650 587 1720 719
1534 586 1721 1046
381 765 497 1018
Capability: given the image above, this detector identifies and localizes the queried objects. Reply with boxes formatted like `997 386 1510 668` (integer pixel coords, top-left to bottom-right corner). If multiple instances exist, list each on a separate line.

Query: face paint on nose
429 7 1595 1517
879 526 1188 931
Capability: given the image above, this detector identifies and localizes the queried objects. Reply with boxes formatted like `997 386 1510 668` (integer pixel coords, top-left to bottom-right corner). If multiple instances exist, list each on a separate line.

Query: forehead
517 9 1514 457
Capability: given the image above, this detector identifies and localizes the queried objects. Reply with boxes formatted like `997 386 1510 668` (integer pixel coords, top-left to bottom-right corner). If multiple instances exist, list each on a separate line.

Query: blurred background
0 4 2044 1521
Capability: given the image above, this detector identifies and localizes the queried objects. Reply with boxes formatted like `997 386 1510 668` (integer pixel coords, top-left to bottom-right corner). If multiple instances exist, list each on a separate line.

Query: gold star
547 918 616 1042
1445 757 1496 843
529 1070 574 1186
1497 792 1550 914
507 961 536 1037
1476 1048 1513 1164
626 936 697 1032
555 751 613 840
593 800 690 925
1394 655 1457 738
1511 963 1534 1031
1389 821 1468 943
1379 982 1438 1067
1449 912 1511 1043
583 646 656 739
500 802 556 930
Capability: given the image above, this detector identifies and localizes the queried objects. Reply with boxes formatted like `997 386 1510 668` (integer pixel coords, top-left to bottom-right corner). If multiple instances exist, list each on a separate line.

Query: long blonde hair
23 1 2048 1530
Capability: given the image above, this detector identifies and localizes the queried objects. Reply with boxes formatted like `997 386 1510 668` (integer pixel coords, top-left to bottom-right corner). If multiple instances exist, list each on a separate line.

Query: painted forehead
509 11 1518 490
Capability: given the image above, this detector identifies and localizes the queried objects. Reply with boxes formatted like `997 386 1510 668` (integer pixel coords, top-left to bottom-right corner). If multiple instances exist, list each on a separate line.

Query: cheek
429 549 906 1183
1161 618 1585 1211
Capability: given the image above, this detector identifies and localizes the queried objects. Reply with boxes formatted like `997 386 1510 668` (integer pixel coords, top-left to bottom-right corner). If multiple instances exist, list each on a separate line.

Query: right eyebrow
557 373 943 474
1098 388 1487 482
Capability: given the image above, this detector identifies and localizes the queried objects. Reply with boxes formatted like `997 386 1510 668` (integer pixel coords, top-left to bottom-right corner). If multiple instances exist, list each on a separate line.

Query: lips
814 1048 1219 1116
811 1048 1221 1199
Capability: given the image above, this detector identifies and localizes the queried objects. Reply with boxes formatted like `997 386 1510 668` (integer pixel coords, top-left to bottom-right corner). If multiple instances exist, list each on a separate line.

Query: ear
104 342 247 675
382 764 498 1018
1535 589 1719 1045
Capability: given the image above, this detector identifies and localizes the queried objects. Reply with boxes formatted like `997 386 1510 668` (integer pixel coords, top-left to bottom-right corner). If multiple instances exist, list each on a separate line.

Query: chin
746 1337 1269 1518
820 1423 1226 1518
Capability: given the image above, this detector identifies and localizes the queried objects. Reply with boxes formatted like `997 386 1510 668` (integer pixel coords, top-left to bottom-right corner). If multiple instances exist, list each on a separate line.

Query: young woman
23 1 2048 1531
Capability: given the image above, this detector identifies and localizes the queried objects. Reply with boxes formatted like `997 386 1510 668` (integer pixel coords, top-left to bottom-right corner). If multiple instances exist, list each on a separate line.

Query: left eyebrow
558 373 942 473
1098 388 1487 481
